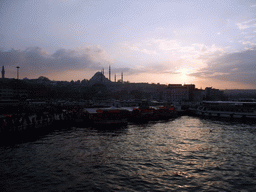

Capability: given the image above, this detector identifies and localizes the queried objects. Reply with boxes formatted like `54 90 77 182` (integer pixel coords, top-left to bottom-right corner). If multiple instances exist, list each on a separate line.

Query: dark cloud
0 46 111 78
0 48 22 66
190 48 256 87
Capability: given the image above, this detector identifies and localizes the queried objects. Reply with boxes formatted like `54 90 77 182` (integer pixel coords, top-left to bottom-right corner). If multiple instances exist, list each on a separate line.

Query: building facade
163 84 196 102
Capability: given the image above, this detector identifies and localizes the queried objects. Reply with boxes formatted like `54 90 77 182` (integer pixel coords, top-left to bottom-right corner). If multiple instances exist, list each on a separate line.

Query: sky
1 0 256 89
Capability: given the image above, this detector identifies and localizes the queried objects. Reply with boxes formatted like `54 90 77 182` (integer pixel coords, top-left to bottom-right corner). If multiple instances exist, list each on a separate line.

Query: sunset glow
1 0 256 89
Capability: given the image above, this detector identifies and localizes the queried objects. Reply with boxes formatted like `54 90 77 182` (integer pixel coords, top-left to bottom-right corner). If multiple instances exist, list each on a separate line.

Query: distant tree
38 76 50 81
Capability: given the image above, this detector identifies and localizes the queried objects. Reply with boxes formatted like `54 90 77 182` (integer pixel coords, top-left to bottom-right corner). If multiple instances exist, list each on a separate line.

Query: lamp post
16 66 20 80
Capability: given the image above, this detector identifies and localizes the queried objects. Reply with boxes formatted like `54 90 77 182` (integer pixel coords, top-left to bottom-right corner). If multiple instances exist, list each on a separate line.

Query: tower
109 65 111 81
1 66 5 79
121 72 123 83
115 74 116 82
16 66 20 79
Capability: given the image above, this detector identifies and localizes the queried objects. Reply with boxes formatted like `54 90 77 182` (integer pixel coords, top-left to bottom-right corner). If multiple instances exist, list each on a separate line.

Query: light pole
16 66 20 80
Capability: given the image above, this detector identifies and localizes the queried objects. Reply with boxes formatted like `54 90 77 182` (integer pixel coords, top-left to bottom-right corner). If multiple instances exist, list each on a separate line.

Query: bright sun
177 67 190 75
176 67 191 83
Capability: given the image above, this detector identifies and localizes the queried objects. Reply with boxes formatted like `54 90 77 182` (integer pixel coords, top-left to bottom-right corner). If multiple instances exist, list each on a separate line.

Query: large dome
89 72 110 84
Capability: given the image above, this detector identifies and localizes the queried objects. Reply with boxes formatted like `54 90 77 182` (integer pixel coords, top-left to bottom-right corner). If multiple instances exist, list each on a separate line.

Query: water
1 116 256 191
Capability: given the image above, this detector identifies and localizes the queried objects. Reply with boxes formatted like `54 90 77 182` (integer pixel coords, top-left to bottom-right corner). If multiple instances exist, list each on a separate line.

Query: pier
0 100 179 144
0 104 89 144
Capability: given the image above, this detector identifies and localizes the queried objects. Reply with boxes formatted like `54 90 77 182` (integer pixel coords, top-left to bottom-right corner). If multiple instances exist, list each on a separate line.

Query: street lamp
16 66 20 79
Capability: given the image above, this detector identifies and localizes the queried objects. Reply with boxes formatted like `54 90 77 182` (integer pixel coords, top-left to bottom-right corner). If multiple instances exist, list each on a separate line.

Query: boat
154 105 176 120
195 101 256 119
131 107 155 122
130 101 156 122
84 107 130 126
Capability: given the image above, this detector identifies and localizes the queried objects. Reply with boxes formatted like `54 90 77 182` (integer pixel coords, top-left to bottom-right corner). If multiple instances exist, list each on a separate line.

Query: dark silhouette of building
163 84 195 102
205 87 224 100
89 71 111 84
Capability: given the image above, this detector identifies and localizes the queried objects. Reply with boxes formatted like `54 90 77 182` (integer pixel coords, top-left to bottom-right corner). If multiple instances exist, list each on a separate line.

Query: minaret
121 72 123 83
109 65 111 81
16 66 20 79
1 66 5 79
115 74 116 82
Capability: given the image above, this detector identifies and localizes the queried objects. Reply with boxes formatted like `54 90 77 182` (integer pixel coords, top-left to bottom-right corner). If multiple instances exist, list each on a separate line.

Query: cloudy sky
1 0 256 89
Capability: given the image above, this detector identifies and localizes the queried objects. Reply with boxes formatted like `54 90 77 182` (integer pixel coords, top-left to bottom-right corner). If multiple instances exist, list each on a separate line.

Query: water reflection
0 116 256 191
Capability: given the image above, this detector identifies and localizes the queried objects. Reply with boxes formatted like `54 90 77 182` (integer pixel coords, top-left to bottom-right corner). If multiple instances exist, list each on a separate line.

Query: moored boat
154 105 176 120
130 106 155 122
84 107 130 126
195 101 256 119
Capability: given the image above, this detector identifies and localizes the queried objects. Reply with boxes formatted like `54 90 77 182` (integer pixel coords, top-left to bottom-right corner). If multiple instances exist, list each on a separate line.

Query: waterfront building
163 84 195 102
193 88 205 102
0 88 14 99
0 79 28 100
205 87 224 100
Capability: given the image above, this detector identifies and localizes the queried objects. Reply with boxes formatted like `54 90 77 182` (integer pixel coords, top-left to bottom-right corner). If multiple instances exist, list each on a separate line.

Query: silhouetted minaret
16 66 20 80
1 66 5 79
109 65 111 81
121 72 123 83
115 74 116 82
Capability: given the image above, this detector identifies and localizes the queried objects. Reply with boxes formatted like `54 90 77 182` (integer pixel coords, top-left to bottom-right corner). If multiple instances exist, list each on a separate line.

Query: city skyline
1 0 256 89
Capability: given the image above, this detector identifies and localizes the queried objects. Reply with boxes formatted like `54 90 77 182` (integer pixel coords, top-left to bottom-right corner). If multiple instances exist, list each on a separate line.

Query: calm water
1 116 256 191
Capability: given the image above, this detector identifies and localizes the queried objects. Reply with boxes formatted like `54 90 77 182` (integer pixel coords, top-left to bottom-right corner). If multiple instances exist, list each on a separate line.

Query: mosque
88 66 123 84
